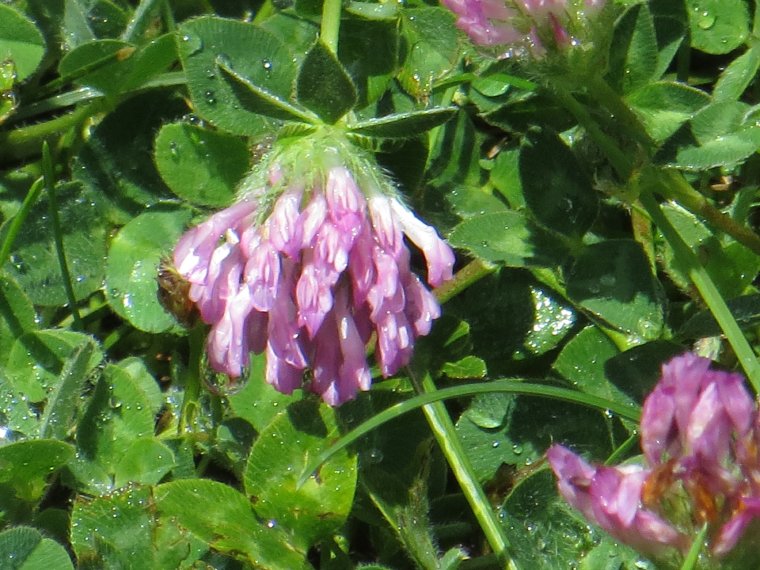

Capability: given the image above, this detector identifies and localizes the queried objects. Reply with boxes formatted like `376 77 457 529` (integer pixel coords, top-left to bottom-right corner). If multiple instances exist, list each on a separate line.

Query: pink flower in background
548 354 760 559
441 0 606 58
172 137 454 406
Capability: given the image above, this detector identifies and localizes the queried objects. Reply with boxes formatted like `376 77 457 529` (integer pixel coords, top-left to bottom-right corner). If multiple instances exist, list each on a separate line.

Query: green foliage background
0 0 759 568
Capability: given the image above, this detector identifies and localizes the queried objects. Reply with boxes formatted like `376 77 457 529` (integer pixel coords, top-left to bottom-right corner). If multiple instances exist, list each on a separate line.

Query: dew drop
367 448 384 463
180 34 203 55
216 53 232 68
697 11 716 30
599 274 616 288
122 293 133 309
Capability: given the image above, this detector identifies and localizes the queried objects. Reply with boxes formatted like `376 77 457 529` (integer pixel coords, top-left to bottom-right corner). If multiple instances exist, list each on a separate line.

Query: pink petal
390 198 454 287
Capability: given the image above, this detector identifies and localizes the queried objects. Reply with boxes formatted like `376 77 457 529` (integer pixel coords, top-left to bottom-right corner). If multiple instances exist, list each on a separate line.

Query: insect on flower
157 256 199 328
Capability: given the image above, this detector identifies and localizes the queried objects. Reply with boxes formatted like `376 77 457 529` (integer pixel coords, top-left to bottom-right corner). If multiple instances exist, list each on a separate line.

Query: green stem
161 0 177 33
320 0 343 55
8 88 101 123
559 81 760 368
550 85 632 179
179 325 206 433
434 259 495 304
0 101 105 163
586 75 653 151
252 0 275 24
604 433 639 466
409 370 515 568
656 169 760 256
680 523 708 570
42 142 82 330
676 41 691 84
57 299 111 328
640 192 760 391
0 178 44 266
570 79 760 256
122 0 165 42
102 323 131 351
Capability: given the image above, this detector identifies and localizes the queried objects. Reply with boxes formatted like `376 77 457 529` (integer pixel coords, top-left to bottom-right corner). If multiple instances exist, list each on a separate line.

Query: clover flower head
441 0 607 59
172 132 454 406
548 353 760 559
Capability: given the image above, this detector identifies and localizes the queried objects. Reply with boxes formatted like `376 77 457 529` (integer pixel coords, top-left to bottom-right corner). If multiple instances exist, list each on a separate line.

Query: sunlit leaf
0 526 73 570
154 123 248 207
297 40 357 124
0 5 46 82
105 208 191 333
177 16 298 135
155 480 308 567
244 399 358 549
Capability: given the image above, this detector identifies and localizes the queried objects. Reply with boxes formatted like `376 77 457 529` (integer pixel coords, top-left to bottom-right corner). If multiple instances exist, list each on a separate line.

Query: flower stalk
639 192 760 392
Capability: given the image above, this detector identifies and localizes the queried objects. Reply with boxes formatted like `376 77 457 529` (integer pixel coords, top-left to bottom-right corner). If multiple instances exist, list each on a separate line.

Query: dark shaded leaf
350 108 455 138
297 40 357 124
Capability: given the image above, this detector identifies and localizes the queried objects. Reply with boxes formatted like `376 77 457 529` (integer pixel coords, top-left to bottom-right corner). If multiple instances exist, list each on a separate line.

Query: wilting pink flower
547 445 687 556
548 353 760 560
172 137 454 406
441 0 606 58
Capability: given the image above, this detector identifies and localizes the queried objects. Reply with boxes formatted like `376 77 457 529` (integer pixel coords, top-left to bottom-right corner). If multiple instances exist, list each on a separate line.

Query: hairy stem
640 192 760 391
320 0 343 55
0 101 105 163
179 325 206 433
434 259 495 304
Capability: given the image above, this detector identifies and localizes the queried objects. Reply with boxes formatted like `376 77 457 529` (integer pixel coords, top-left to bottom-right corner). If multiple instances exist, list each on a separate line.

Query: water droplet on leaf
697 12 716 29
180 34 203 55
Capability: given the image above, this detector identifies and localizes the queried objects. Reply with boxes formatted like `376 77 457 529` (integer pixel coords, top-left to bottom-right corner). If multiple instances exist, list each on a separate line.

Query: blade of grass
0 178 44 266
604 433 640 466
298 379 640 485
122 0 165 42
410 370 514 568
42 142 82 330
680 523 708 570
